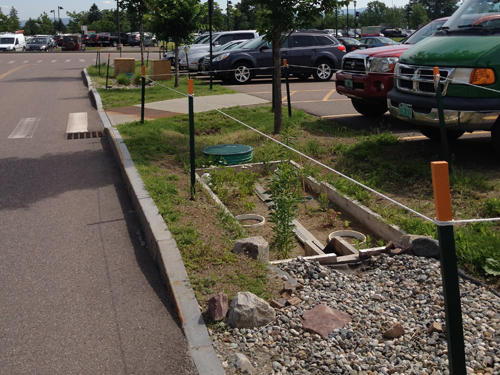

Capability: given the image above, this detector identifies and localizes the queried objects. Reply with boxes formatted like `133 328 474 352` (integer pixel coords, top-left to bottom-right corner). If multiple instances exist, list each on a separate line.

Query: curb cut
83 69 224 375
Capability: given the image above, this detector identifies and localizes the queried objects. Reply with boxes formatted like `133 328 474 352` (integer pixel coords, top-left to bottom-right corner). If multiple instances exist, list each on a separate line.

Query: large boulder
227 292 276 328
233 236 269 263
301 304 352 339
400 234 439 258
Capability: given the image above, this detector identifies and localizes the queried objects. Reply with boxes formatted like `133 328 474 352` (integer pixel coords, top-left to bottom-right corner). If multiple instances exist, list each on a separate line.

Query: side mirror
259 44 270 51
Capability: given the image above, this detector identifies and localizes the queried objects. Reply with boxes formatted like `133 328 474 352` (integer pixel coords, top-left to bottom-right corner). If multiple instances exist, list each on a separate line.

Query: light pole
335 6 338 37
354 0 357 33
57 6 63 31
117 0 121 51
346 2 349 36
50 10 55 25
227 0 232 31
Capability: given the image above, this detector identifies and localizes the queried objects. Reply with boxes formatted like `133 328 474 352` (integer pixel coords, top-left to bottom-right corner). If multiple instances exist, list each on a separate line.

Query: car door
287 35 317 74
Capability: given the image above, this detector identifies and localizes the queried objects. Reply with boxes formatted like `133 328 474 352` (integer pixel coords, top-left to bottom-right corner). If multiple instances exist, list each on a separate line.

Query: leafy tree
385 7 406 28
35 13 56 35
361 1 388 26
198 2 226 31
149 0 201 86
233 0 262 30
88 3 102 24
254 0 348 134
421 0 458 19
121 0 152 66
66 10 89 33
410 3 429 29
9 7 20 30
0 12 10 32
22 18 37 35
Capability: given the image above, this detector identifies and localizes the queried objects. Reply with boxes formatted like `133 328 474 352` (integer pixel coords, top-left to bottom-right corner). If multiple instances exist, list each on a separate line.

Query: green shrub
132 71 143 85
116 73 131 86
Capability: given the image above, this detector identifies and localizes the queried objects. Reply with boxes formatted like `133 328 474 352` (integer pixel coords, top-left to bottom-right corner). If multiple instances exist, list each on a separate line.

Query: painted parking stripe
79 59 85 62
66 112 88 133
65 59 71 63
8 61 15 64
22 60 29 64
37 60 42 63
321 113 362 118
8 118 41 139
51 60 57 63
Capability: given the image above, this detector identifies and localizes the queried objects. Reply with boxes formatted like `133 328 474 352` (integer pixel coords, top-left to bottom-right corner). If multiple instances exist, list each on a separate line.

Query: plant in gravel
322 208 341 228
318 192 330 212
266 122 303 259
132 71 143 85
116 73 131 86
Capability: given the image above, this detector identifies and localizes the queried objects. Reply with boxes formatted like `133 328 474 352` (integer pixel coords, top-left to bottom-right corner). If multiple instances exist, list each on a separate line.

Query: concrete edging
83 68 224 375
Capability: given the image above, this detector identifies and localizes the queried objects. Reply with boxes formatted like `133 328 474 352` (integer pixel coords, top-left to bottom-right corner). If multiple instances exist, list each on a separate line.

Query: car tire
295 73 310 81
313 59 333 81
418 126 465 141
232 62 252 84
112 41 117 47
351 98 388 117
67 41 75 50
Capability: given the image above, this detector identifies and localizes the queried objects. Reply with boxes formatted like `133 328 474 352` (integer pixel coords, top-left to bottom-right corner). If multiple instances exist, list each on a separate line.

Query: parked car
194 40 249 72
109 32 130 47
61 34 85 51
127 32 154 47
358 36 400 48
387 0 500 147
82 34 90 45
337 37 369 52
88 33 112 47
0 32 26 51
335 17 448 117
25 36 55 52
201 31 346 84
164 30 259 65
52 34 64 47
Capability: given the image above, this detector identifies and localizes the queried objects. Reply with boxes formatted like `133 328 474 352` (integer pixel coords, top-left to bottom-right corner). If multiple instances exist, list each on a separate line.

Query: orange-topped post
284 59 292 117
431 161 466 375
188 79 196 197
105 53 111 89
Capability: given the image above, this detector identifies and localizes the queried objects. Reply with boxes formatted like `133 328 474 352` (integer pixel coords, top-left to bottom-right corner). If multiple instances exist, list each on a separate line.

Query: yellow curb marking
282 91 297 102
322 89 336 101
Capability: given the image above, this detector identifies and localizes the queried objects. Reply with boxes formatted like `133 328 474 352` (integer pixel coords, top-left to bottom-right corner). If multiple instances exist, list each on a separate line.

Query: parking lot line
0 64 28 80
322 113 362 118
322 89 336 101
282 91 297 102
8 118 40 139
291 98 350 104
51 60 57 63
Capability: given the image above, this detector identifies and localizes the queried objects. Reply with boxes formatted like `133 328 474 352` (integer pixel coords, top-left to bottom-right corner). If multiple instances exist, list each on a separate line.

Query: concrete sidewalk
106 93 270 125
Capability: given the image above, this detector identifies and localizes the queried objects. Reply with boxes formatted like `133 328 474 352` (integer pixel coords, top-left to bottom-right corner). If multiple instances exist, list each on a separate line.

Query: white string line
144 76 190 97
190 94 435 224
140 76 500 227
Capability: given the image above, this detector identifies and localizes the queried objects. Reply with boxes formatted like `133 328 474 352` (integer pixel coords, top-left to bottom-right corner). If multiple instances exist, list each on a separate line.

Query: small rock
427 321 443 334
233 236 269 263
383 323 405 339
230 353 254 373
301 304 352 339
208 293 228 322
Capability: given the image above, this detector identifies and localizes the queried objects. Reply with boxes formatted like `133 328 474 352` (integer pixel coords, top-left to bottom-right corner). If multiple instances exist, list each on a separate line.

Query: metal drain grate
67 131 104 140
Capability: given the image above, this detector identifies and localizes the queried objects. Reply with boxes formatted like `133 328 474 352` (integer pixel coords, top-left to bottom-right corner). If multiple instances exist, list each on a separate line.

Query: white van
0 33 26 52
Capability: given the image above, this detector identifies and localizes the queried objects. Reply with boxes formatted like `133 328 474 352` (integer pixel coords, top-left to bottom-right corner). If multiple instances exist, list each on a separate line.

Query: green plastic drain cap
202 144 253 165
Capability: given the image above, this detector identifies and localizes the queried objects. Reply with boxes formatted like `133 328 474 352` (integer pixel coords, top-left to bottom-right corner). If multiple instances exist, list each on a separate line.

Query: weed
116 73 131 86
483 197 500 217
318 192 330 212
322 208 341 228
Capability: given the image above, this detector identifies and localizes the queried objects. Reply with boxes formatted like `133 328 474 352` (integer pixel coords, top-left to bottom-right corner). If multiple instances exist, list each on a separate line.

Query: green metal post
141 66 146 124
98 49 101 76
106 54 110 89
188 80 196 198
434 67 451 165
437 224 467 375
95 49 98 68
147 49 149 68
284 60 292 118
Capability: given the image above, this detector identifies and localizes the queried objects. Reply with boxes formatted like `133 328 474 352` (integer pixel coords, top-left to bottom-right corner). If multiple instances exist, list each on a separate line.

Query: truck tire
418 126 465 141
351 98 388 117
313 59 333 81
232 62 252 84
112 40 117 47
492 122 500 154
295 73 310 81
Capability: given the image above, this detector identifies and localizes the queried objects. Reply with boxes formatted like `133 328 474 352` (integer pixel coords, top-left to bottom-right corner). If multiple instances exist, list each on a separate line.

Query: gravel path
209 254 500 374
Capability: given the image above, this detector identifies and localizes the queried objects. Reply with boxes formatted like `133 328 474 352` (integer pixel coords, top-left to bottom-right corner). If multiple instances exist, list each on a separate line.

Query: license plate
345 78 353 90
399 103 413 118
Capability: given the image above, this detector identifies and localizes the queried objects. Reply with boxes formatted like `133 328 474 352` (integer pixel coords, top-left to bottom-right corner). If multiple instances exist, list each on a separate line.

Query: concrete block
150 59 172 81
114 58 136 77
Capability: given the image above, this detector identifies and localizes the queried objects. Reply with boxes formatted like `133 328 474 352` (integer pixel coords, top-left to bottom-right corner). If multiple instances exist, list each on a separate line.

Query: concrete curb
83 69 224 375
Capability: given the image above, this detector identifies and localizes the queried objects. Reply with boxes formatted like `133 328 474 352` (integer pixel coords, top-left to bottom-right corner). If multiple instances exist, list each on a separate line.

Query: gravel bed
209 254 500 374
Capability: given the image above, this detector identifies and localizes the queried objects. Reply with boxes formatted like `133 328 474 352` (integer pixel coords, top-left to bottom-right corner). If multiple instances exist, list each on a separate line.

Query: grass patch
86 61 236 109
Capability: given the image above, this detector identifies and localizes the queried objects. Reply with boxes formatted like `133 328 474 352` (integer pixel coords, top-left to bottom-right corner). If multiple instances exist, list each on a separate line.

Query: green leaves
484 258 500 276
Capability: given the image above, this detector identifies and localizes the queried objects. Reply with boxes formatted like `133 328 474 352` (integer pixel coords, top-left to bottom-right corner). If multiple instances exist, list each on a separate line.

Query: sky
6 0 409 22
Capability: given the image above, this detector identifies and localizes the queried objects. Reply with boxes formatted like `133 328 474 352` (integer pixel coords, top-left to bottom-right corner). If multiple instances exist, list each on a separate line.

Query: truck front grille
341 56 367 74
396 63 454 96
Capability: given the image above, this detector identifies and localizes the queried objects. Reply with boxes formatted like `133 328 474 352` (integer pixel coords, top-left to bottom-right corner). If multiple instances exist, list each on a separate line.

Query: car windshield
443 0 500 30
0 37 14 44
64 36 78 42
225 41 246 50
239 36 265 49
196 34 217 44
404 18 448 44
378 37 395 43
28 38 48 44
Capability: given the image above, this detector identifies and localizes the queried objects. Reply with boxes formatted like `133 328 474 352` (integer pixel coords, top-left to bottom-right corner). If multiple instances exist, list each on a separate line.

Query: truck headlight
41 45 46 50
213 53 230 62
451 68 495 86
369 57 399 73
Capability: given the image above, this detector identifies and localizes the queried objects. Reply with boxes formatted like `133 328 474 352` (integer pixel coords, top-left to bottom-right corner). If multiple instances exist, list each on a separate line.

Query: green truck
387 0 500 150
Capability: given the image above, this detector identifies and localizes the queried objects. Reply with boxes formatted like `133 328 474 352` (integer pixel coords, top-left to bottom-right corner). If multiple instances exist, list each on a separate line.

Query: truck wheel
112 41 117 47
295 73 310 81
351 98 388 117
232 62 252 84
418 126 465 141
492 122 500 154
313 59 333 81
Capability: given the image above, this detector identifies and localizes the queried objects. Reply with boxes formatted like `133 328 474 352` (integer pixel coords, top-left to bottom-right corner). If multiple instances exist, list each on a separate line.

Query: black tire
295 73 310 81
351 98 388 117
67 41 75 50
112 40 117 47
418 126 465 141
491 122 500 154
313 59 334 81
232 62 252 84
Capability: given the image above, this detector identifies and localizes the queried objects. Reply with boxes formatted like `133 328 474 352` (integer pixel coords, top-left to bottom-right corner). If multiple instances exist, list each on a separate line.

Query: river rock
301 304 352 338
233 236 269 263
208 293 228 321
227 291 276 328
230 353 254 373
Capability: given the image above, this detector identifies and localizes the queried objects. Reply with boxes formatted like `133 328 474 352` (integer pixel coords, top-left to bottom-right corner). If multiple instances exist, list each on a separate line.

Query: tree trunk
272 27 282 135
174 32 179 87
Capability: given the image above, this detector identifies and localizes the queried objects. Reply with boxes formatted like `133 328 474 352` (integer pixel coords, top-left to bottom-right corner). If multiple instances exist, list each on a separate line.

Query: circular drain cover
202 144 253 165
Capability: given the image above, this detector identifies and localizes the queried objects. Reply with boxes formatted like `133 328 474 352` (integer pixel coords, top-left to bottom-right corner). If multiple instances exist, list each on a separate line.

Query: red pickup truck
335 18 448 117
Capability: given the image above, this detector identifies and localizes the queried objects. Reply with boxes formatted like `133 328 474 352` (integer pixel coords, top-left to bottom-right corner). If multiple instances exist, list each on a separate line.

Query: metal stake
106 53 110 89
284 59 292 117
141 65 146 124
434 67 451 166
188 79 196 198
